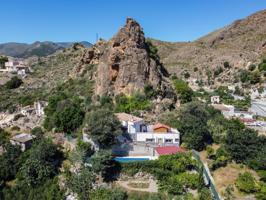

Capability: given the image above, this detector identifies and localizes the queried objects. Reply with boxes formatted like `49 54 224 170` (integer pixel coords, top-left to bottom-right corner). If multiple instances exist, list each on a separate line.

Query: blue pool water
114 157 149 163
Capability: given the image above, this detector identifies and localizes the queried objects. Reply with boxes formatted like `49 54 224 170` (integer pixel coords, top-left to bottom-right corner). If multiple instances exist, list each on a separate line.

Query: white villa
211 95 220 104
0 60 30 76
115 112 146 134
115 113 180 146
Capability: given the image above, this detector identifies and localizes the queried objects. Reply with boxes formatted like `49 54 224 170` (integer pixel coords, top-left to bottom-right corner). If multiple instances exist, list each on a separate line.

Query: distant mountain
0 41 92 58
56 41 92 48
151 9 266 86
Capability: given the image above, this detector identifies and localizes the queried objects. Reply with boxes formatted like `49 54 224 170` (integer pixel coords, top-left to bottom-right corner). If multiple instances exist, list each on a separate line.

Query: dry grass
199 143 221 163
212 163 259 199
127 182 149 189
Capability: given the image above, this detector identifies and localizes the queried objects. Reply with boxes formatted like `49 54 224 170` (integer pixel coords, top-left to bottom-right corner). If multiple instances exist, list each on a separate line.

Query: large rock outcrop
74 18 172 97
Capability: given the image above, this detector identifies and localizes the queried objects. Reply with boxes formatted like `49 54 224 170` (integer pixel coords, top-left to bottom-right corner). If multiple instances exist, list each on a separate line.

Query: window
175 138 179 142
165 139 173 143
146 138 154 142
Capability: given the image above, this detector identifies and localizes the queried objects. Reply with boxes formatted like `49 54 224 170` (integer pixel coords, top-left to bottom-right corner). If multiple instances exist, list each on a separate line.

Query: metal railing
192 150 221 200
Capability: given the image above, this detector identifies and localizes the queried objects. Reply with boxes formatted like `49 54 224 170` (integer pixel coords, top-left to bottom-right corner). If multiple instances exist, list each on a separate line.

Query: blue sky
1 0 266 44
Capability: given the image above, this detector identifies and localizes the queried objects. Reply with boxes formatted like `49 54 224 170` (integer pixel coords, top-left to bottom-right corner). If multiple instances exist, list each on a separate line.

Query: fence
192 150 221 200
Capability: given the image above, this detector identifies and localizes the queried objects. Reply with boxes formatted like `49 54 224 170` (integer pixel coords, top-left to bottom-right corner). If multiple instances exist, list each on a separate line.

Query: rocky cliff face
74 18 172 97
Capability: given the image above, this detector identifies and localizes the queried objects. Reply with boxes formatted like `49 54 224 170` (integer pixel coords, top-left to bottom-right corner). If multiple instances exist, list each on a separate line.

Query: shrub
193 67 198 72
144 84 157 99
5 76 23 89
13 114 24 121
199 188 212 200
206 146 215 159
214 66 223 77
250 71 261 84
90 187 127 200
258 59 266 71
239 70 251 83
99 95 113 107
115 93 151 113
224 61 230 68
11 126 20 131
257 170 266 182
248 64 256 71
146 40 158 59
235 172 259 193
184 71 190 79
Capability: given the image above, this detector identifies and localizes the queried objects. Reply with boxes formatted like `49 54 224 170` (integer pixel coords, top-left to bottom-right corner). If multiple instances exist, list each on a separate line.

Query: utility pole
96 33 99 43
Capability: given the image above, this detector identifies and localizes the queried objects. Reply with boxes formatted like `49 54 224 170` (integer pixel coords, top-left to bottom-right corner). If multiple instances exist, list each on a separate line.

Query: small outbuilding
10 133 35 151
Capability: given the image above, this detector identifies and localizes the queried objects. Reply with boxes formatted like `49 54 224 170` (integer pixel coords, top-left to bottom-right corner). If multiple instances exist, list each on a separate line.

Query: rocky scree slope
151 9 266 86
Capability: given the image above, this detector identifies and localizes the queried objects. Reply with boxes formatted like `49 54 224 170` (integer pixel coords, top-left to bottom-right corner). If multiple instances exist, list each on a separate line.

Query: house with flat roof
115 113 146 134
135 123 180 146
211 96 220 104
10 133 35 151
0 60 30 75
115 113 180 146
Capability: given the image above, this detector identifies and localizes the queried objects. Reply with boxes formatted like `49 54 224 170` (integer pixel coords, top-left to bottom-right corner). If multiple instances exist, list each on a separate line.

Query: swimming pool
114 157 150 163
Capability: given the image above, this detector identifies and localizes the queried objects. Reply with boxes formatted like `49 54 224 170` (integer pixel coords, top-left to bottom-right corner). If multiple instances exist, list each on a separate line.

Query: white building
211 96 220 104
115 112 180 146
115 113 146 134
10 133 35 151
34 101 48 117
135 123 180 146
0 60 30 75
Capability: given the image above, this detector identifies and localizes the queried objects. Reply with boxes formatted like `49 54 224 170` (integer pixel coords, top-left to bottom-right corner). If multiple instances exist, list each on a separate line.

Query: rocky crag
74 18 173 97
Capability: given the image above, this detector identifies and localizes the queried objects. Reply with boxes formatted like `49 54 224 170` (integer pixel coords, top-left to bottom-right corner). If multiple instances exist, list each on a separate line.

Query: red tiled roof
153 123 170 130
239 118 256 123
155 146 185 155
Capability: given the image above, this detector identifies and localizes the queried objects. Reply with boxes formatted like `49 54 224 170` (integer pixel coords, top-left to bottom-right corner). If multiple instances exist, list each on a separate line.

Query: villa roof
115 113 143 122
155 146 185 156
153 123 170 130
11 133 35 143
211 104 231 111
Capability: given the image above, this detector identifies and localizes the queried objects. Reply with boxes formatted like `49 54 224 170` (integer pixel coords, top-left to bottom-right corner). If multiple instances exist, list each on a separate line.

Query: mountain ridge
151 9 266 87
0 41 92 58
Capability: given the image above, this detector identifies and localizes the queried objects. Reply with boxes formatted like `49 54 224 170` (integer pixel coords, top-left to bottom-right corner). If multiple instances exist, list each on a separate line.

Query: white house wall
136 132 180 145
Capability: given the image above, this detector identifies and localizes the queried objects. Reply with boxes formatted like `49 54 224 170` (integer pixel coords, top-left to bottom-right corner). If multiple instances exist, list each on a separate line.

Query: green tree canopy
5 76 23 89
67 167 95 200
177 102 219 150
0 143 22 182
236 172 260 193
85 109 122 148
172 78 193 103
90 149 114 180
44 94 84 134
18 139 63 186
225 128 266 168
